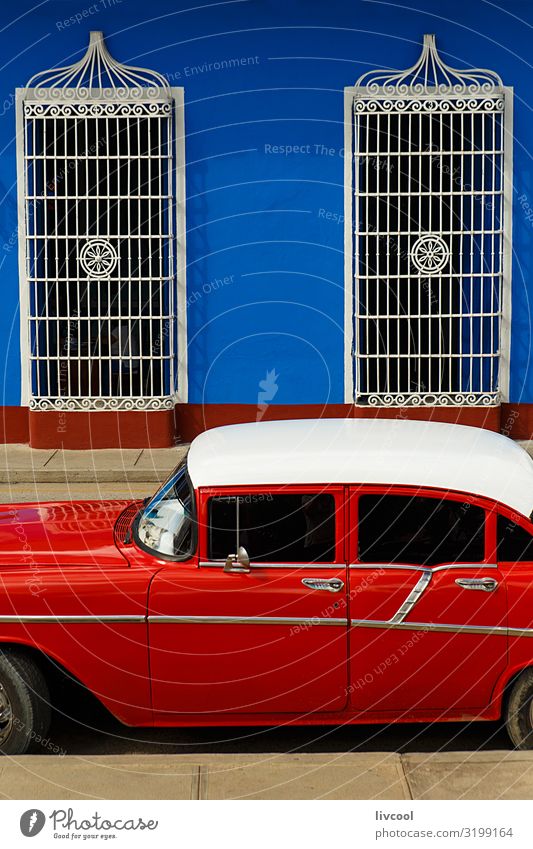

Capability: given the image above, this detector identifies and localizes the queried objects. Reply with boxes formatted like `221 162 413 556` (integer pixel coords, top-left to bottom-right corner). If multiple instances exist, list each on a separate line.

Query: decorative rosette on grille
410 234 450 276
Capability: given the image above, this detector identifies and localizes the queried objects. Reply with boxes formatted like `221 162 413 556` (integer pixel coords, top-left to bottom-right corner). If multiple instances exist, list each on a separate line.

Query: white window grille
344 35 512 407
16 31 186 411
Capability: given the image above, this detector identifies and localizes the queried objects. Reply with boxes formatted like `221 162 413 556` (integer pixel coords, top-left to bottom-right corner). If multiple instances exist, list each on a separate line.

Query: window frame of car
350 485 494 568
198 484 345 568
496 503 533 564
132 460 198 562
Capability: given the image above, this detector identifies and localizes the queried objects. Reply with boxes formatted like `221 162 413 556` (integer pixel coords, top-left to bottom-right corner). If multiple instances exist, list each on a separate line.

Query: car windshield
136 461 195 558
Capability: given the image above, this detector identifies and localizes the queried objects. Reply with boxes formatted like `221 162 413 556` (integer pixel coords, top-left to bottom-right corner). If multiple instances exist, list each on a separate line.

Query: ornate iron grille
349 35 509 407
20 31 178 410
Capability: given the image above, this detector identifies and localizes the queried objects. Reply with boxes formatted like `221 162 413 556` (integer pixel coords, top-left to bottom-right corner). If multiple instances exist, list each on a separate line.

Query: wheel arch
491 661 533 716
0 639 119 723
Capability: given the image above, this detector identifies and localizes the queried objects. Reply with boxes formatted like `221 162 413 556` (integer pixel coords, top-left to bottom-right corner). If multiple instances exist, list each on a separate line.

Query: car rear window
358 494 485 566
498 515 533 562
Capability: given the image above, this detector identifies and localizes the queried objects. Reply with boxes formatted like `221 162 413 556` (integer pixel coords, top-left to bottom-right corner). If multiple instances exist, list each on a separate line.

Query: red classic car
2 418 533 754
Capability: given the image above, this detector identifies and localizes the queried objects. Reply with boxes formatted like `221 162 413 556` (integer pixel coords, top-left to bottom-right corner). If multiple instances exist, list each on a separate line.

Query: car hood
0 500 133 568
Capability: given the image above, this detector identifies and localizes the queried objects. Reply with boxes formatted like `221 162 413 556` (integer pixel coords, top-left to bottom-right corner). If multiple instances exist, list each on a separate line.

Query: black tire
0 650 51 755
505 667 533 750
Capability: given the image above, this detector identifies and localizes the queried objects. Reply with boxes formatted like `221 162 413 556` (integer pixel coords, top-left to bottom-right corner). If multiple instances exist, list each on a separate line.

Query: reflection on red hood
0 500 133 568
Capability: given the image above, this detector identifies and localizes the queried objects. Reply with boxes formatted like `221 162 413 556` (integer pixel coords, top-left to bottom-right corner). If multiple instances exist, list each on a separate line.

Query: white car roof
186 418 533 518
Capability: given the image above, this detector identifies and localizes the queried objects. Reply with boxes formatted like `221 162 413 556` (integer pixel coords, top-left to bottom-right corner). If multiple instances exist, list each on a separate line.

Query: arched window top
17 31 185 412
353 33 503 97
25 30 171 100
344 34 512 408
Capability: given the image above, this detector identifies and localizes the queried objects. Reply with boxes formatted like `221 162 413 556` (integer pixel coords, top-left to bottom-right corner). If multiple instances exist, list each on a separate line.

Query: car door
148 485 349 719
347 486 508 716
497 509 533 678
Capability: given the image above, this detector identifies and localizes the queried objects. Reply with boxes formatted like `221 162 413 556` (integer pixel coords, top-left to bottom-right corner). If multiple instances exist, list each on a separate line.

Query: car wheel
505 667 533 750
0 650 51 755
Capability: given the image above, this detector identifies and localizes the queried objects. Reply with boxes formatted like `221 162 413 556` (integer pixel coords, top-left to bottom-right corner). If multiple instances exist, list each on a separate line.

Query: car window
208 493 336 563
135 462 195 558
498 515 533 562
358 494 485 566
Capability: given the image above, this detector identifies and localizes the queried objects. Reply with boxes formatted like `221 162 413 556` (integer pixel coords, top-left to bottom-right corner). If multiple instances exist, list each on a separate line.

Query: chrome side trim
432 563 498 573
350 563 500 630
508 628 533 639
203 561 498 572
351 619 509 636
149 615 349 627
4 614 533 637
349 563 498 572
0 615 146 624
200 561 340 570
390 570 432 623
349 563 425 572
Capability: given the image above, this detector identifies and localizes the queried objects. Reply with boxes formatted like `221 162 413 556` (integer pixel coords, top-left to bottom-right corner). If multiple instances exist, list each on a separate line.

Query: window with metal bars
18 32 183 411
346 35 511 407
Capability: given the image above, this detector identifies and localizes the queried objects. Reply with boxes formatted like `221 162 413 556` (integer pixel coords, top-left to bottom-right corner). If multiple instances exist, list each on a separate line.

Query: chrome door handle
455 577 498 592
301 578 344 593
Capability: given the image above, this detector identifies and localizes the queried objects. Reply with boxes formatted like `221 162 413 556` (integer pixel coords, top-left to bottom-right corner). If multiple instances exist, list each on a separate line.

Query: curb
0 470 169 484
2 751 533 799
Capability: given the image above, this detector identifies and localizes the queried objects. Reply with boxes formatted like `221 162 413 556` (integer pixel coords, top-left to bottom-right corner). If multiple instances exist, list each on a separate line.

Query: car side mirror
224 546 251 573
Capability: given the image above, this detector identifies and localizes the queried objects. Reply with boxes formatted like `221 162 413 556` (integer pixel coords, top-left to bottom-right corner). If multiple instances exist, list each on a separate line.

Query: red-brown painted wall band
0 403 503 448
4 403 531 448
0 407 30 444
500 404 533 440
174 403 502 443
28 409 176 449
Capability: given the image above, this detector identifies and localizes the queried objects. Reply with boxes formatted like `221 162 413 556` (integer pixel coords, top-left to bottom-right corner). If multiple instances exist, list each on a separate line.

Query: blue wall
1 0 532 406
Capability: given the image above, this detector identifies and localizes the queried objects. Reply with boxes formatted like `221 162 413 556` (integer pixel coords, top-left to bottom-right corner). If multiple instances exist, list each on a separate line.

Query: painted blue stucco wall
1 0 532 407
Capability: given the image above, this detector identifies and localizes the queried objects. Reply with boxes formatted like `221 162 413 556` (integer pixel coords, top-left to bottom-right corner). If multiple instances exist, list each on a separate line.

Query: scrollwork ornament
353 34 503 98
30 396 176 411
362 393 498 408
25 31 171 99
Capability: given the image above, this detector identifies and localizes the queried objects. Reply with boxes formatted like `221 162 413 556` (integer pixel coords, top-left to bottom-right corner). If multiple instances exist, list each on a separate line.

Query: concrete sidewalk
1 752 533 800
0 444 189 483
0 438 532 485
